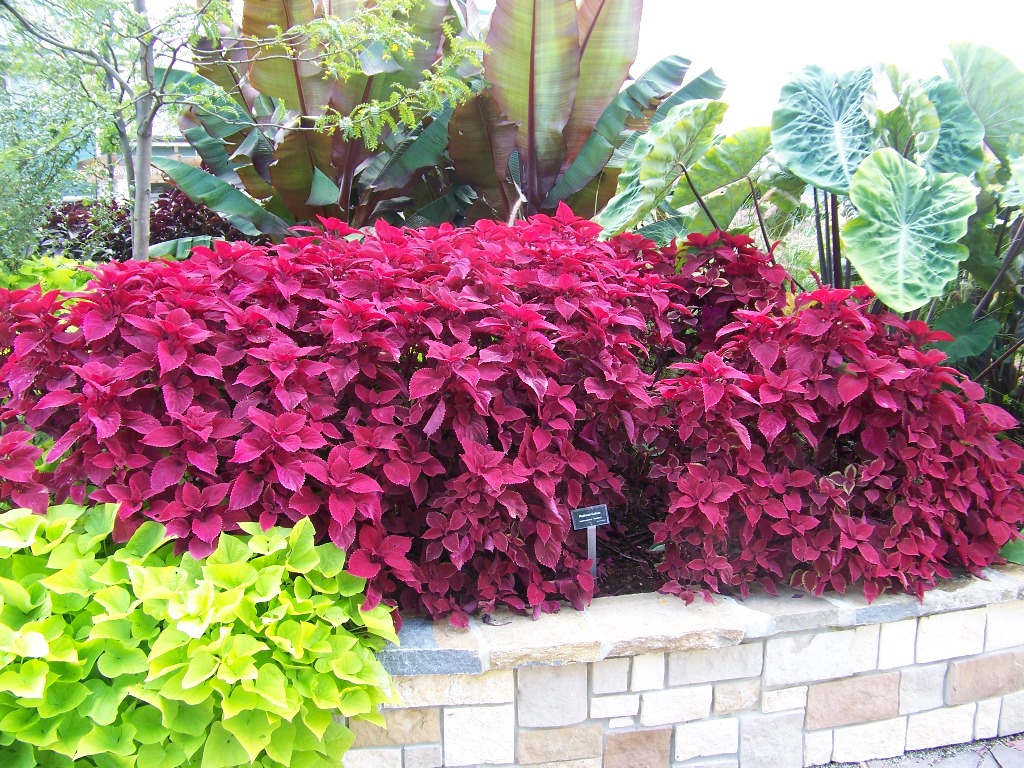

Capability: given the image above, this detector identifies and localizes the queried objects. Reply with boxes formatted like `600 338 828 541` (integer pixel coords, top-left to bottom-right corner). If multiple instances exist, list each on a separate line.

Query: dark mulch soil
593 503 665 597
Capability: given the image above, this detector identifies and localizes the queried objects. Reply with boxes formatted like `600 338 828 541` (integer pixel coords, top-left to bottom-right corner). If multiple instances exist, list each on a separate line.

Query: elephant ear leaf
921 77 985 176
842 148 977 313
771 65 877 195
931 303 999 362
596 99 727 235
945 43 1024 164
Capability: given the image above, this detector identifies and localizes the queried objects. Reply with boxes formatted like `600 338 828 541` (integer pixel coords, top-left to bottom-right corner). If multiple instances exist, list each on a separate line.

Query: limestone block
669 643 763 685
673 717 739 761
527 761 601 768
763 625 879 687
605 728 672 768
592 657 630 695
831 716 906 762
905 703 977 751
805 672 900 729
739 712 804 768
390 670 513 708
587 592 745 657
803 730 833 767
517 725 603 764
729 587 847 638
714 679 760 715
762 686 807 714
920 573 1017 613
916 608 986 663
476 607 602 668
639 685 713 726
348 707 440 747
878 618 917 669
999 690 1024 736
823 591 920 625
589 693 640 719
403 744 442 768
673 759 738 768
343 748 403 768
517 664 588 728
442 704 515 766
976 698 1002 740
986 599 1024 651
947 649 1024 704
899 663 947 714
631 652 666 691
607 716 635 729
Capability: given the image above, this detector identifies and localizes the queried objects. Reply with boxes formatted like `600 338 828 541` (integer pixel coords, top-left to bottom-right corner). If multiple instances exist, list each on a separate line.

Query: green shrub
0 254 94 293
0 504 398 767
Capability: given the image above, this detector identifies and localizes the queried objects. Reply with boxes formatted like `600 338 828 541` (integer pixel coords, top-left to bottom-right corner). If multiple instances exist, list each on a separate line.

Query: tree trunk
131 0 155 261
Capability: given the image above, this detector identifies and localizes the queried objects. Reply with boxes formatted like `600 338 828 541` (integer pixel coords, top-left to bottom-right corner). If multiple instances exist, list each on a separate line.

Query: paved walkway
827 735 1024 767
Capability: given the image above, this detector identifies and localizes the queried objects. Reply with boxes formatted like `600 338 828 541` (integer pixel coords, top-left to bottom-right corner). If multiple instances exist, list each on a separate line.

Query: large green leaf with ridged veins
842 148 977 312
670 126 771 208
771 66 876 195
945 43 1024 163
922 78 985 176
151 157 293 237
597 99 727 235
485 0 581 208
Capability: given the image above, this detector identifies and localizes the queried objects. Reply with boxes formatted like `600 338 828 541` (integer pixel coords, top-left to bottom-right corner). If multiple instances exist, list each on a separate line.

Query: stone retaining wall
343 566 1024 768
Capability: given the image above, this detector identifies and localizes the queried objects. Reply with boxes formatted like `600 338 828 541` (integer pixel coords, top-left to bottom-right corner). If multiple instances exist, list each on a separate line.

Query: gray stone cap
376 565 1024 676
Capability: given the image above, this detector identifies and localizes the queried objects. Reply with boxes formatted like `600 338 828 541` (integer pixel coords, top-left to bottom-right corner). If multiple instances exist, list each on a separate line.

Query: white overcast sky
633 0 1024 130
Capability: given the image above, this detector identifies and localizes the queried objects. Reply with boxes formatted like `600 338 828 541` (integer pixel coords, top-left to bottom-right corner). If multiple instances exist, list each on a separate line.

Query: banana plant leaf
151 157 293 238
771 66 876 195
945 43 1024 163
931 303 1000 362
842 148 977 313
485 0 582 210
650 68 726 124
404 185 477 227
149 237 215 260
922 78 985 176
670 126 771 208
544 55 692 207
562 0 642 164
597 99 728 235
449 89 520 221
362 105 455 192
242 0 332 116
270 130 340 217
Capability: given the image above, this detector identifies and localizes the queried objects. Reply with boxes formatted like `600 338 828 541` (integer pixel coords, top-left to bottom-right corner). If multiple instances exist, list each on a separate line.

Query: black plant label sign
571 504 610 531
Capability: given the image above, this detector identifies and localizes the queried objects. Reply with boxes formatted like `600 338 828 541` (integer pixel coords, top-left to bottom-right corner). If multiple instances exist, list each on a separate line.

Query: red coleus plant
0 205 703 625
2 218 1023 622
652 275 1024 603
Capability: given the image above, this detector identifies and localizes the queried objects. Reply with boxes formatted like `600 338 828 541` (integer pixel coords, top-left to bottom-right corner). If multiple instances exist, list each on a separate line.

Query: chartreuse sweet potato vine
0 504 398 768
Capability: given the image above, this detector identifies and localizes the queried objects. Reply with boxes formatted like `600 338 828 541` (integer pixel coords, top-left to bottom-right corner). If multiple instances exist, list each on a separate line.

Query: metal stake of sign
587 527 598 578
570 504 610 579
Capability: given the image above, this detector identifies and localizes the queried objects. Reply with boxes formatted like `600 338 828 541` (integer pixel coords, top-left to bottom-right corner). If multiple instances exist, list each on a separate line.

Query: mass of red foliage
2 207 1023 623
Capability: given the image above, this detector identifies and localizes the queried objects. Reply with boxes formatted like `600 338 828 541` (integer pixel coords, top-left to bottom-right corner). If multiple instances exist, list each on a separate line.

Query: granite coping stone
376 567 1024 676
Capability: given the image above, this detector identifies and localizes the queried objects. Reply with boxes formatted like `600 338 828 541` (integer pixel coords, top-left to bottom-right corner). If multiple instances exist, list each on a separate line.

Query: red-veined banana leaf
327 0 453 223
484 0 582 213
544 58 722 208
448 89 520 221
562 0 643 163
